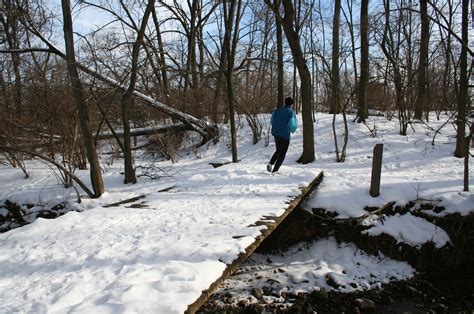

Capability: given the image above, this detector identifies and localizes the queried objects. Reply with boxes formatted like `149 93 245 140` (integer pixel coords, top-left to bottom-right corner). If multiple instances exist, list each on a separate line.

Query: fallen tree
1 124 189 143
96 123 190 140
0 46 216 143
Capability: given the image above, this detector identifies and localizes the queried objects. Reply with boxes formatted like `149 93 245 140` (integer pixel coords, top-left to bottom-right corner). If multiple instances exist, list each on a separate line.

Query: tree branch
0 145 95 198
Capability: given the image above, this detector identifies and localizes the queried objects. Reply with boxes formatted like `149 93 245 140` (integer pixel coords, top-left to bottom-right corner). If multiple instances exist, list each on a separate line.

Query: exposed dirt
0 199 68 232
199 202 474 313
200 272 474 313
258 203 474 272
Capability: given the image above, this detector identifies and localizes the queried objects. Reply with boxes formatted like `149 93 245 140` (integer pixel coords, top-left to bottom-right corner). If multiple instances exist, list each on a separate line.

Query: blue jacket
271 106 298 140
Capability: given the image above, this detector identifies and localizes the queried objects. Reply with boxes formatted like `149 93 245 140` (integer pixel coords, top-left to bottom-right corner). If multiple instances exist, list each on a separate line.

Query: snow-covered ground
214 237 415 306
0 112 472 313
305 115 473 218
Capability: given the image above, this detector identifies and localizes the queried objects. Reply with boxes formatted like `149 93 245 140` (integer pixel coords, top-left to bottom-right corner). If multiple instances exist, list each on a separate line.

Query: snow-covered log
74 63 215 142
1 124 189 144
97 123 189 140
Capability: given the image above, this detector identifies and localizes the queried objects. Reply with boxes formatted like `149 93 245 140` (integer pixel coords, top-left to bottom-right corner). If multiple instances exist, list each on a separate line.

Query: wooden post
370 143 383 197
466 120 473 192
464 147 469 192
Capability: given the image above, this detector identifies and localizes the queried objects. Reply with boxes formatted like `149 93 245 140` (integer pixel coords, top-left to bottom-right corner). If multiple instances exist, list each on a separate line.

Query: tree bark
343 0 358 89
61 0 104 197
0 0 22 111
381 0 407 135
212 40 227 124
223 0 240 163
330 0 341 114
454 0 469 158
120 0 155 184
188 0 199 90
278 0 315 163
275 0 284 107
151 6 170 103
415 0 429 120
357 0 369 122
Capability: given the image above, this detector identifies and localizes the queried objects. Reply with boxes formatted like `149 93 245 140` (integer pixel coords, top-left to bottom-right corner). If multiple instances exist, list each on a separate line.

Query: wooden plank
185 171 324 313
102 186 174 208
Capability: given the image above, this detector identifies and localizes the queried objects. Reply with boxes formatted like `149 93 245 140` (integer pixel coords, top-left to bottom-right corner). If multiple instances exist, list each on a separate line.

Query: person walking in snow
267 97 298 173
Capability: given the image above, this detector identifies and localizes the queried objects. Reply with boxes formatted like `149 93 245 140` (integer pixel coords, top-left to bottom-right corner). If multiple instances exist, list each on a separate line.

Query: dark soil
199 272 474 313
0 199 69 232
199 202 474 313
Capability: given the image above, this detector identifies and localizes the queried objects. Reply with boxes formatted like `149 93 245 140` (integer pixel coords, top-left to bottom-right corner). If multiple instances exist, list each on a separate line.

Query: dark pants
269 136 290 172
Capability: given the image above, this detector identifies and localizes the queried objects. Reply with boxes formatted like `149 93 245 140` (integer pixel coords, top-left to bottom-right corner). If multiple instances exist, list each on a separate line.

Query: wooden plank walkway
185 171 324 313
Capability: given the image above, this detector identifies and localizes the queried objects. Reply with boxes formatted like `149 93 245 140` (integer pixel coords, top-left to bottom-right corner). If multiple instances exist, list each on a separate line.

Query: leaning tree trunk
454 0 469 158
61 0 104 197
357 0 369 122
120 0 155 184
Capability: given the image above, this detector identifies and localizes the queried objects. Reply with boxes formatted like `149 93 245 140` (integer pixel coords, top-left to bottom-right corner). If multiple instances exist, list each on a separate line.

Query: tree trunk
357 0 369 122
0 0 22 111
330 0 341 114
189 0 199 89
198 0 205 84
342 0 358 90
151 6 170 103
61 0 104 197
454 0 468 158
275 0 284 107
381 0 407 135
415 0 429 120
279 0 314 163
212 44 227 124
121 0 155 184
223 0 240 163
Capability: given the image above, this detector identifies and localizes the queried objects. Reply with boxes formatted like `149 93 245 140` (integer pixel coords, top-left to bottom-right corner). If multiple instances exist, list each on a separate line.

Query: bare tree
120 0 155 184
0 0 23 111
151 6 170 103
222 0 244 162
342 0 358 92
357 0 369 122
330 0 341 115
274 0 284 107
378 0 410 135
266 0 315 164
61 0 104 197
454 0 469 158
436 1 457 118
415 0 430 120
331 0 349 163
159 0 218 92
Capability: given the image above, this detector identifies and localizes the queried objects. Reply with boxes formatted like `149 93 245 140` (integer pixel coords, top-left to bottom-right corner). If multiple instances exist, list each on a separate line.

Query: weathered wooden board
185 171 324 313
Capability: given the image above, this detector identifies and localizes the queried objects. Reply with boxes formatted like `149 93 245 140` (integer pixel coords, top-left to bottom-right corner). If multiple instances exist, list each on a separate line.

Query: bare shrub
145 131 187 163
